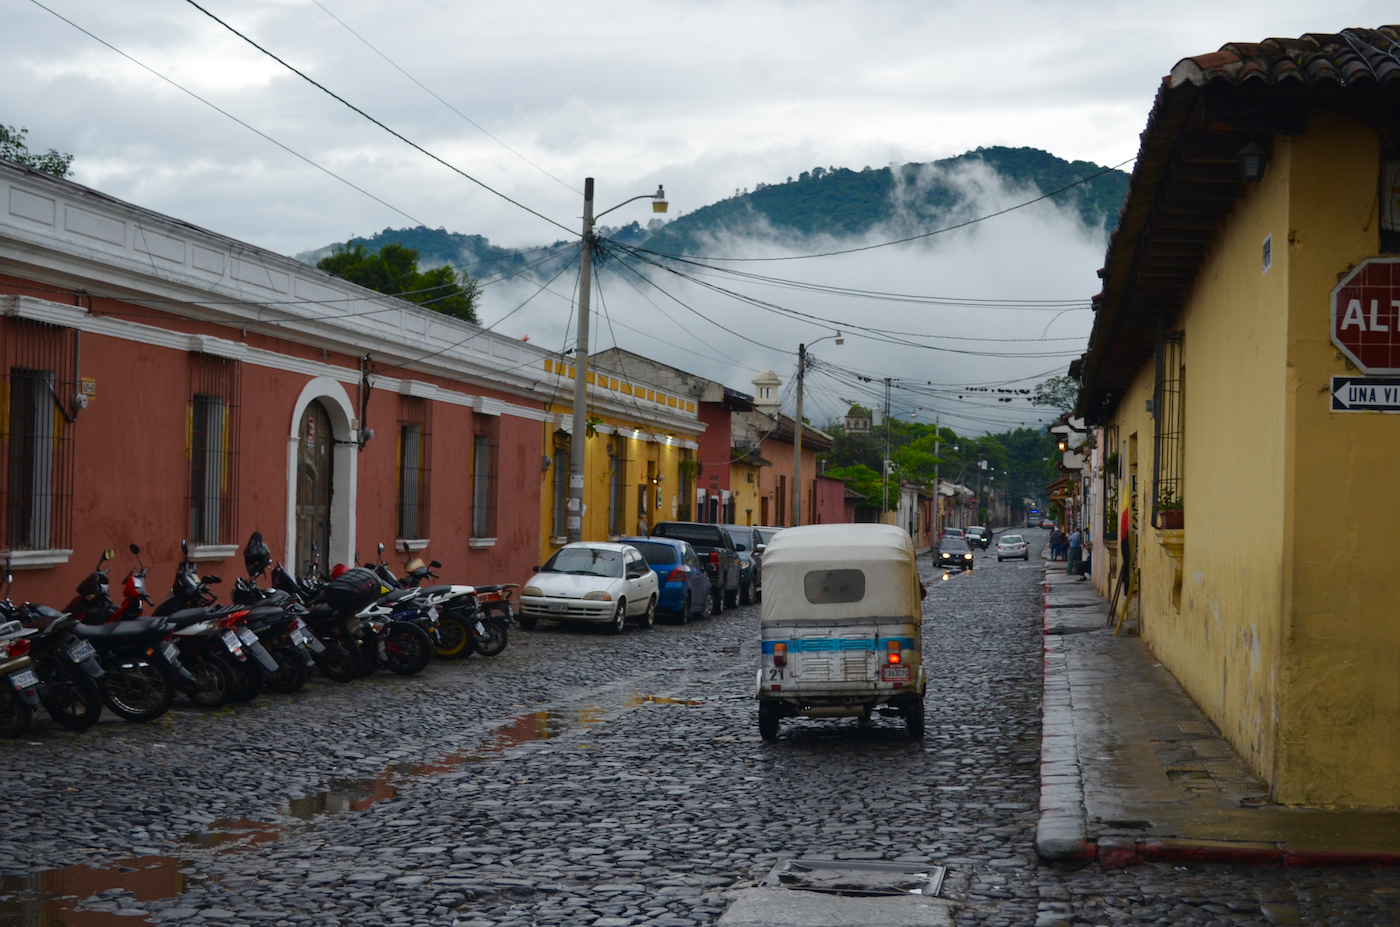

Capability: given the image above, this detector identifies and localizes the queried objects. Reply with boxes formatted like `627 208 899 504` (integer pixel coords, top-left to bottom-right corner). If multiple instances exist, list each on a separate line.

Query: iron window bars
397 397 432 540
1151 332 1185 530
188 353 242 547
1102 422 1120 541
607 436 625 537
2 319 77 552
472 420 499 539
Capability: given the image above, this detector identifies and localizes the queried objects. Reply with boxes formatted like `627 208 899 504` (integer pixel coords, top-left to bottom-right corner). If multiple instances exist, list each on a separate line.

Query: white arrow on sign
1332 376 1400 412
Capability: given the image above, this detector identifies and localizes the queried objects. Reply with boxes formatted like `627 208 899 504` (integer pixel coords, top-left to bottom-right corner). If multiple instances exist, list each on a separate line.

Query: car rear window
722 527 749 551
652 524 722 546
629 542 678 565
1001 535 1024 544
804 569 865 604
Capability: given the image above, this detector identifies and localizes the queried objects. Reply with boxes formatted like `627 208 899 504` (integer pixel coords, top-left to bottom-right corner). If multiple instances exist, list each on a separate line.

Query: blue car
619 536 712 623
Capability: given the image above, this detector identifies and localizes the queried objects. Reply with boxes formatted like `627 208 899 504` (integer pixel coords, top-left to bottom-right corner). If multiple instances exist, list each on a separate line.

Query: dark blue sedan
619 536 712 623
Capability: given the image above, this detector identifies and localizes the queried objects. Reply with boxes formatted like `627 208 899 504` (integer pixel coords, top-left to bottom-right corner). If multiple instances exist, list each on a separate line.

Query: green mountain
294 146 1129 276
642 147 1129 257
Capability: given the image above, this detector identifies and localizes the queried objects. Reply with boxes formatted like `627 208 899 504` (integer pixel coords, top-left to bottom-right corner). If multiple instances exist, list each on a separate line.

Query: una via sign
1331 376 1400 412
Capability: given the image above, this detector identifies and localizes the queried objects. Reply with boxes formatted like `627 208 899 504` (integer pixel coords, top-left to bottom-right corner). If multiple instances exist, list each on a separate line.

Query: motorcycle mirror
377 542 384 556
532 565 540 573
129 543 140 555
429 560 441 569
101 548 116 564
311 541 318 553
202 575 221 584
181 539 189 557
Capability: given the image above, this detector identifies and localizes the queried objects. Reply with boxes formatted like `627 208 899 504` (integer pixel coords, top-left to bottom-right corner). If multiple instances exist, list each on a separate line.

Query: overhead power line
309 0 580 195
623 156 1137 263
181 0 576 237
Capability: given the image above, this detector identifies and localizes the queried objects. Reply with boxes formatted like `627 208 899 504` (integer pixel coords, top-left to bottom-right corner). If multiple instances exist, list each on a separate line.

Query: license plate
546 603 568 614
881 665 910 681
162 642 180 663
9 669 38 690
67 640 96 662
236 627 258 646
221 630 241 652
290 628 307 645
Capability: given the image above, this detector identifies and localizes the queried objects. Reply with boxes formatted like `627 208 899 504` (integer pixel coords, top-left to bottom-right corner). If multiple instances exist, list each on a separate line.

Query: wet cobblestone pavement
2 533 1398 926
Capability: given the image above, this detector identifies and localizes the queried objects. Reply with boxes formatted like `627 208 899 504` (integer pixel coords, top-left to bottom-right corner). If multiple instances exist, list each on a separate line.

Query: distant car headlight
583 591 612 601
523 586 544 597
964 554 973 559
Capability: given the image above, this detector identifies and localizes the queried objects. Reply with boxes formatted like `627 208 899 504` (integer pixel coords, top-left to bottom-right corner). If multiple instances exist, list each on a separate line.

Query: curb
1097 837 1400 869
1035 563 1097 863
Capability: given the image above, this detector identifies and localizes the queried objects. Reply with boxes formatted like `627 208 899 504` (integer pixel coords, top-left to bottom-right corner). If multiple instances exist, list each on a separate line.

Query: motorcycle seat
306 603 338 622
417 584 459 597
384 588 418 605
165 607 219 630
473 584 505 594
74 619 167 645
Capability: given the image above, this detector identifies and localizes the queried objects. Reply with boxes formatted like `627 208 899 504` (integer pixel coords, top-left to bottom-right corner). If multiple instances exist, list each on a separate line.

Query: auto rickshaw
755 523 926 741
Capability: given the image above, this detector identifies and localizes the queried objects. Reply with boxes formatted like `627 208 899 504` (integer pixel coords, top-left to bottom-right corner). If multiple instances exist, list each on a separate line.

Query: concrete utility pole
791 343 805 528
566 178 596 543
933 415 940 534
882 377 892 516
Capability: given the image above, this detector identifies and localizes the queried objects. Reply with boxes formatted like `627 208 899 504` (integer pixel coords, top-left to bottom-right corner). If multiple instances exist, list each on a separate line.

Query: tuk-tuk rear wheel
759 701 780 742
905 699 926 740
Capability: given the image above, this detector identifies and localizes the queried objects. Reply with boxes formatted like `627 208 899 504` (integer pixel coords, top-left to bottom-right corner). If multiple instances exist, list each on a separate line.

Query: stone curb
1097 837 1400 869
1034 564 1096 864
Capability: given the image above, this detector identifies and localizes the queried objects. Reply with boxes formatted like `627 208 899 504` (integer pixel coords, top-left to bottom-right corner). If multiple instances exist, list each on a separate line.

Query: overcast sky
3 0 1394 432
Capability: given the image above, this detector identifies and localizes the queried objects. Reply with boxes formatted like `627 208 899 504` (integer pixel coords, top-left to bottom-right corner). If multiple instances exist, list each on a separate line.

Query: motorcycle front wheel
385 623 433 676
101 657 175 723
36 654 102 731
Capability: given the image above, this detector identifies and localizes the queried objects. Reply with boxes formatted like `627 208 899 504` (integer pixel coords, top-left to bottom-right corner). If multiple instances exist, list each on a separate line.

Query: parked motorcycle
0 619 40 737
3 559 105 731
231 532 323 694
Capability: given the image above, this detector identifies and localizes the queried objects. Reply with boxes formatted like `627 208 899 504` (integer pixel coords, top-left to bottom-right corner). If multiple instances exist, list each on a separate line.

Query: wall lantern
1237 142 1267 183
1058 440 1067 451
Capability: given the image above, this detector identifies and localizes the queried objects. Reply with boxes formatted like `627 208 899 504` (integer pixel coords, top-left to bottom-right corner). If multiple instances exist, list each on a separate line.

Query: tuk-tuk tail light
886 640 900 664
773 643 787 667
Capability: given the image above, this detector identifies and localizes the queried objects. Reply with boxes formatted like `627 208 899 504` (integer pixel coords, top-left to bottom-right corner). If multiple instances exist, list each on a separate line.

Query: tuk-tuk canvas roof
760 524 921 624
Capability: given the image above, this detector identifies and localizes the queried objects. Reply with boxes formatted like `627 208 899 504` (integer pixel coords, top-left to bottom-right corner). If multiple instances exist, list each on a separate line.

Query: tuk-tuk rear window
803 569 865 604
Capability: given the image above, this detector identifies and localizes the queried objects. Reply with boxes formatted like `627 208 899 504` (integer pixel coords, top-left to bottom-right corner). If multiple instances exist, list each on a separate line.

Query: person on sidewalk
1067 527 1083 576
1049 528 1064 561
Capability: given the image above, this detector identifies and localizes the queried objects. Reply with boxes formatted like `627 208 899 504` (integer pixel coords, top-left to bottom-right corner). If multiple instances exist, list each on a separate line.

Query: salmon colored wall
696 403 731 491
814 475 847 524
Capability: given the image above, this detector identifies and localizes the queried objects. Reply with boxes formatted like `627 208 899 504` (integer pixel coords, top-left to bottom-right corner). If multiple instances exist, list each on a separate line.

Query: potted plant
1156 487 1183 529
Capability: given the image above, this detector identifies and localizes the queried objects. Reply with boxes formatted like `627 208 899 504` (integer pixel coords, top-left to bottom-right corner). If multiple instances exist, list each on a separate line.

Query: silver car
521 543 660 633
996 534 1030 561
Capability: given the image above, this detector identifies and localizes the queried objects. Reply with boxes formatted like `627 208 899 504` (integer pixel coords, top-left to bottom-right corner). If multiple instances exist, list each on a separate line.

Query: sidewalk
1034 561 1400 869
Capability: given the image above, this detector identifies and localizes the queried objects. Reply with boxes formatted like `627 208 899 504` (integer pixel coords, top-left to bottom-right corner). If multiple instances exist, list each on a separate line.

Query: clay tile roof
1076 26 1400 425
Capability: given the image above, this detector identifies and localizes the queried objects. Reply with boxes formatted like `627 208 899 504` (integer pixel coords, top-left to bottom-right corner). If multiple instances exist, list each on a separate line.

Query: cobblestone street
2 532 1397 927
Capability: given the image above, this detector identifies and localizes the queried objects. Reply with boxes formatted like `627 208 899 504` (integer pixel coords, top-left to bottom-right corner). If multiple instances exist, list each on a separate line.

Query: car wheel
905 699 926 740
678 594 691 625
759 701 781 743
701 590 714 620
725 585 739 609
712 588 724 615
753 577 762 603
609 599 628 635
517 614 538 631
739 577 752 606
635 596 656 630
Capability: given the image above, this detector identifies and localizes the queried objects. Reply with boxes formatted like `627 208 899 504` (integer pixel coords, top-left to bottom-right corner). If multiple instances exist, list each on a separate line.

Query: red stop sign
1332 258 1400 373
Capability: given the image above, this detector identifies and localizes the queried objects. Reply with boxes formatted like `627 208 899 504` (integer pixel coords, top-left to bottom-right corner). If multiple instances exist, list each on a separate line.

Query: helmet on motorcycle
244 531 271 577
330 562 349 580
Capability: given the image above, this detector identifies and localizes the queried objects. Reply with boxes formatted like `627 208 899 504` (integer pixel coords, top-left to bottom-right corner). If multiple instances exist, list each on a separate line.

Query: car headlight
583 591 612 601
964 554 972 559
523 586 544 597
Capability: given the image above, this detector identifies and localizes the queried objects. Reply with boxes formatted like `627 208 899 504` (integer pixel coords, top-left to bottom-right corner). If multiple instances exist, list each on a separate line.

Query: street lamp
790 331 842 527
566 179 669 543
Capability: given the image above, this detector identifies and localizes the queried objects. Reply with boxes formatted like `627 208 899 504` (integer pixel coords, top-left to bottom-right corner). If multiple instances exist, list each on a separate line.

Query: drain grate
761 859 946 898
1190 740 1235 758
1177 721 1217 736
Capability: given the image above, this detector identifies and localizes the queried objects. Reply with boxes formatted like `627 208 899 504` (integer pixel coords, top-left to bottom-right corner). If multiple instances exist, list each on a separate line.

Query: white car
519 543 659 633
996 534 1030 561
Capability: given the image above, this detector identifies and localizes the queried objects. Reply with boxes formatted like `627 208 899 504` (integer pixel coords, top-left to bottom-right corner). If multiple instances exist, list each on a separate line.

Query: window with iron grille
398 398 431 540
677 448 693 521
472 421 498 538
188 353 241 546
607 437 625 536
1101 422 1120 542
1152 332 1185 529
2 319 77 552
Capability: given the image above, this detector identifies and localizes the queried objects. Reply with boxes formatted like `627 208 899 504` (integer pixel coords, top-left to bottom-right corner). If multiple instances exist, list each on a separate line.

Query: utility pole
791 344 805 527
566 178 595 543
933 415 940 535
882 377 892 518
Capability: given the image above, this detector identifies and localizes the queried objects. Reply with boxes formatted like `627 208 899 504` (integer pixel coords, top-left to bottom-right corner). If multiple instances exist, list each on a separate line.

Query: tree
825 464 893 512
318 242 480 323
1031 375 1080 413
0 126 74 177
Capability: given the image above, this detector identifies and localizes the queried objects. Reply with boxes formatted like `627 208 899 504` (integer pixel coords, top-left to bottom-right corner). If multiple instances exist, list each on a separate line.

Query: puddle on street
178 817 280 848
287 775 398 820
0 856 183 927
626 694 707 707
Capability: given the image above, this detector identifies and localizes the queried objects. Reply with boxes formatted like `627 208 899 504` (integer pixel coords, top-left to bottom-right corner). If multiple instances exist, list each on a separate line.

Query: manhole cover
761 859 946 897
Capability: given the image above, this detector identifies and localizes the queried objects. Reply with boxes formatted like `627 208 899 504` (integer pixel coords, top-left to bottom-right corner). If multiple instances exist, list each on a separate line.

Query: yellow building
535 356 703 561
1076 26 1400 808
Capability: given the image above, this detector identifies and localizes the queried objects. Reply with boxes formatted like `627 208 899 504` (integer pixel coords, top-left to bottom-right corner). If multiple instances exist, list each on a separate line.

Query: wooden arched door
296 400 334 576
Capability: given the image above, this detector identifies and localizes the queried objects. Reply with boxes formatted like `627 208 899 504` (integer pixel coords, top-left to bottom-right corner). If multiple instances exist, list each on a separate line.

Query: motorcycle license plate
221 630 241 652
67 640 96 662
881 665 910 681
162 642 180 663
547 603 567 614
9 670 38 691
236 627 258 646
290 628 307 645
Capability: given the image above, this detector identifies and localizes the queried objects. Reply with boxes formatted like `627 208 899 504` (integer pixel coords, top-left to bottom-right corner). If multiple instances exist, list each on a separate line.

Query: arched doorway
296 399 334 574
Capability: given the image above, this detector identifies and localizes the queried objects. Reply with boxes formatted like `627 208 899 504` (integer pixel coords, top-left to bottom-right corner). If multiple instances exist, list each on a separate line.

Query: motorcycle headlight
522 586 544 597
583 591 612 601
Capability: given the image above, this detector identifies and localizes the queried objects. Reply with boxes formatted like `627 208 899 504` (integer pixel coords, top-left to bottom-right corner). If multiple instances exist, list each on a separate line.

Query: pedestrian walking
1049 528 1063 560
1068 527 1083 576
